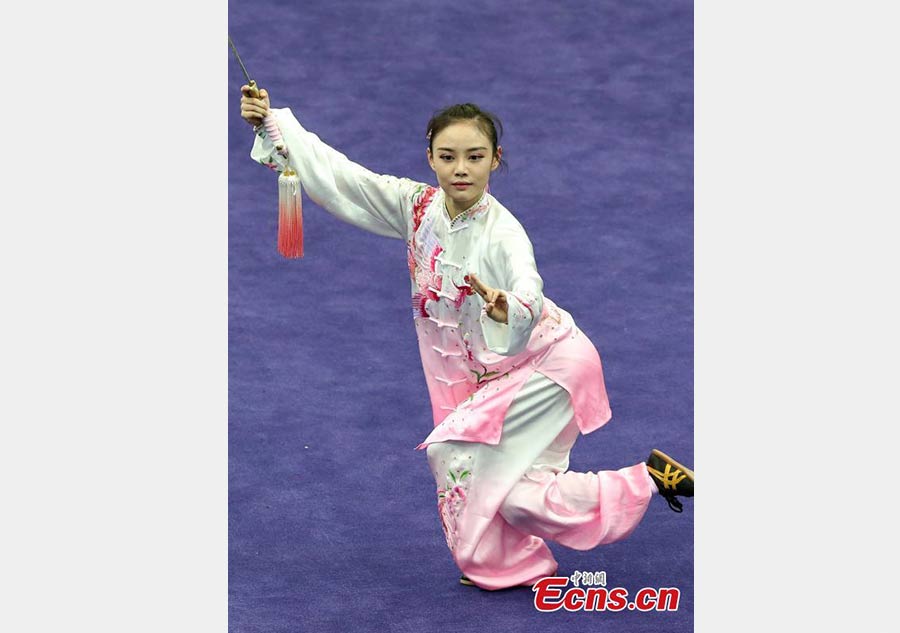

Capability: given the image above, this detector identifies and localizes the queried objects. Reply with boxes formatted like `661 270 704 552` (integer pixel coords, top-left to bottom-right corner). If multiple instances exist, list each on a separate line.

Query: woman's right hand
240 85 271 128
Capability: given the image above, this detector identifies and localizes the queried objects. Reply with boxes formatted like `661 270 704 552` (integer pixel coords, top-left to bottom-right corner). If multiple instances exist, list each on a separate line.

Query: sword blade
228 34 254 86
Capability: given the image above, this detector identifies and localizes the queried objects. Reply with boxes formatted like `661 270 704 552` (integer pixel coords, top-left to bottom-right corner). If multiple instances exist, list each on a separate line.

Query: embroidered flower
412 186 438 234
448 191 491 228
429 245 443 272
415 269 441 302
436 467 472 551
408 186 440 292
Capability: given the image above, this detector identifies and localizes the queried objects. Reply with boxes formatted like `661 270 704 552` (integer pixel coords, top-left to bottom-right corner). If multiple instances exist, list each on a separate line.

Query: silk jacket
250 108 612 448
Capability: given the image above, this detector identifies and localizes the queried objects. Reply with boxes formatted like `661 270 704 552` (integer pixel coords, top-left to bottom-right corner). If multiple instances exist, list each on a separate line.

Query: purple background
229 1 693 631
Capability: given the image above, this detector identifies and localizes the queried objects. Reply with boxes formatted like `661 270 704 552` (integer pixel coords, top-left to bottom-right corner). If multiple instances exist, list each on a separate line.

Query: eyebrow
436 147 488 152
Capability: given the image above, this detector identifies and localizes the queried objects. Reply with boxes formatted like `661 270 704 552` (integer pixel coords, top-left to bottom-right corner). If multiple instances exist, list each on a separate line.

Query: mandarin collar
439 189 492 230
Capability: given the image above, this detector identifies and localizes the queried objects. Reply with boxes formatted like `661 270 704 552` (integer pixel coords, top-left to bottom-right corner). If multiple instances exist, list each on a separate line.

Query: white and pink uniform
251 108 655 590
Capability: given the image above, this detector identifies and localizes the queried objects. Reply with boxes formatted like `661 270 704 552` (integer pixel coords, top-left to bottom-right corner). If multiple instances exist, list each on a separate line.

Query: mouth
451 182 472 189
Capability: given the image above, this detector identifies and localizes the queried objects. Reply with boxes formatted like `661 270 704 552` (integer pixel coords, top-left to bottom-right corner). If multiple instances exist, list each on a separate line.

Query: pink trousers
426 372 654 590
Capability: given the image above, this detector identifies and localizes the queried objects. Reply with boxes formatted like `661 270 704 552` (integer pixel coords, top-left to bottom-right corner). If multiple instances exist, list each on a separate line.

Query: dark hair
426 103 507 171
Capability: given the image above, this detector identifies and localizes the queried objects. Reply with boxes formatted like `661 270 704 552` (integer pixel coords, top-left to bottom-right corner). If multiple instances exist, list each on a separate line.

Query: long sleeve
479 221 545 356
250 108 422 239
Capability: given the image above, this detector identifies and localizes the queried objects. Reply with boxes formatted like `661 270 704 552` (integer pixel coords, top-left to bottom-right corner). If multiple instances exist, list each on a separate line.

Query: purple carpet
229 1 693 630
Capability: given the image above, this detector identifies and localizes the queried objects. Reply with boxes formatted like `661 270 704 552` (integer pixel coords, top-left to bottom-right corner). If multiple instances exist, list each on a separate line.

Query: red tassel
278 167 303 258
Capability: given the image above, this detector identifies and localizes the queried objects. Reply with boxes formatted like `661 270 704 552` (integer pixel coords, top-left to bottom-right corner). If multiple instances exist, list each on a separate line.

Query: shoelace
648 458 690 512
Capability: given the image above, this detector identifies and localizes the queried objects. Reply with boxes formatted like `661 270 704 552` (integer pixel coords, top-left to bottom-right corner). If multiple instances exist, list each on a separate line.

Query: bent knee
499 471 550 524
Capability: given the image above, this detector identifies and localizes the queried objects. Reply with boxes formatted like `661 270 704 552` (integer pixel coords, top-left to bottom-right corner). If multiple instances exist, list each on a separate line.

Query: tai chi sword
229 34 287 155
229 34 302 258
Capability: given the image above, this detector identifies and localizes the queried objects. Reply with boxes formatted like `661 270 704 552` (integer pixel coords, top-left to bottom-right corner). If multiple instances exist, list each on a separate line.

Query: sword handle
248 81 288 157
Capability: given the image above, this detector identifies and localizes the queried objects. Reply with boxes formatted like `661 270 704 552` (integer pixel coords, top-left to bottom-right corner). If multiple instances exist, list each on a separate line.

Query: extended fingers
483 289 499 311
483 296 508 323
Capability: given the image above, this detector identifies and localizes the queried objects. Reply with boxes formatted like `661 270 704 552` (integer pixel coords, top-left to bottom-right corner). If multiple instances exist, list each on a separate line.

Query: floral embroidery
470 363 500 384
429 245 443 272
447 191 491 229
416 268 441 303
411 185 438 234
437 467 472 551
407 186 441 319
407 248 417 277
420 245 445 301
406 187 485 320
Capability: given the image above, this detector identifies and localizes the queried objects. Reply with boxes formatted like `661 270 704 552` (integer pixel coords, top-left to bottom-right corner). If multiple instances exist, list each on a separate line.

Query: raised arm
241 86 420 240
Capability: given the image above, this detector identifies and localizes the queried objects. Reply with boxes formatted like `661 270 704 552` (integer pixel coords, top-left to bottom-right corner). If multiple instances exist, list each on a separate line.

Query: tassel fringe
278 167 304 258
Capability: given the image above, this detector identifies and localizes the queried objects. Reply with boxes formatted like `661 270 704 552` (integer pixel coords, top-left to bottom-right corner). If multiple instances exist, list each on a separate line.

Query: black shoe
646 449 694 513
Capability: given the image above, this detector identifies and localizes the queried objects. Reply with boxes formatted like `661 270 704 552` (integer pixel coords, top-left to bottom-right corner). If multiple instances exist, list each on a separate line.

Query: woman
240 86 694 590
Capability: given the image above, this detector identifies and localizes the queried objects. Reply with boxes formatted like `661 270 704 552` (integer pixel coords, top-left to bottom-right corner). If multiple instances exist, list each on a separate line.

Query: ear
491 145 503 171
427 147 436 172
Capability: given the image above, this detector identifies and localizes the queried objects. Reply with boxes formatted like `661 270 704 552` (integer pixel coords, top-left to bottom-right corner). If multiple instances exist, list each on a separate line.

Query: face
427 120 501 216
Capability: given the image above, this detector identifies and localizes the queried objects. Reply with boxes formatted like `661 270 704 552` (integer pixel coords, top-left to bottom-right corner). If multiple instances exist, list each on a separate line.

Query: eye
469 155 484 161
440 155 453 161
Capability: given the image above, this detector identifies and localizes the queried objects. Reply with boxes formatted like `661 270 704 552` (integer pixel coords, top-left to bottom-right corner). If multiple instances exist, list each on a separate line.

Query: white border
3 2 898 631
2 2 227 631
696 2 898 631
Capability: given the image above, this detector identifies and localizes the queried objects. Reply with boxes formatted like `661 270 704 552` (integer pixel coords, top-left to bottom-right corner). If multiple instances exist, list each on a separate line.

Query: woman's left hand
468 273 509 324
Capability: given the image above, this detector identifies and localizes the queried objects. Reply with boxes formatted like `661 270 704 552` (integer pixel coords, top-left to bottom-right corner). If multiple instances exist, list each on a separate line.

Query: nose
454 159 468 176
